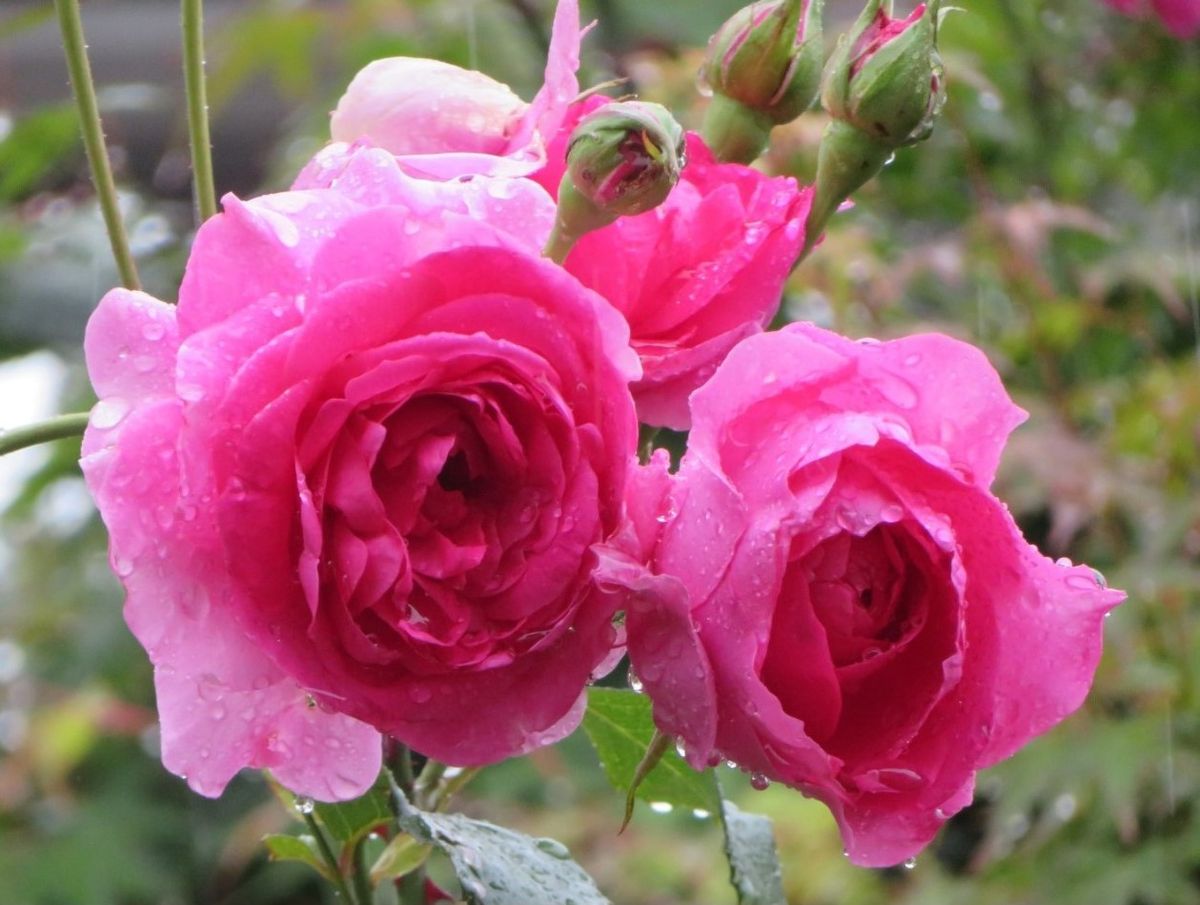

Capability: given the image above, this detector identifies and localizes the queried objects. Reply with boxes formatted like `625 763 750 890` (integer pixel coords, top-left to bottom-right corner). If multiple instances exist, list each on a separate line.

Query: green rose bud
544 101 685 263
700 0 826 164
822 0 945 147
798 0 947 260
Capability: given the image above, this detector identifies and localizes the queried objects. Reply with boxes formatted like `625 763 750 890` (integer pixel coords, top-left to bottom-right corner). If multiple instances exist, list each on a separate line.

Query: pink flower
605 324 1124 866
1105 0 1200 37
535 99 812 430
318 0 583 180
81 147 639 800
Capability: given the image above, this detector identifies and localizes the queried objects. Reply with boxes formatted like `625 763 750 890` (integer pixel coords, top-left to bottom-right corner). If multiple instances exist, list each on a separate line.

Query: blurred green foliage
1 0 1198 902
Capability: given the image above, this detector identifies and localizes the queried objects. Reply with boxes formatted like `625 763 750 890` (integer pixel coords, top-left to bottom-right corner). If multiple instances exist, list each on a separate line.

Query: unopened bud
544 101 685 263
700 0 825 163
799 0 947 260
822 0 946 147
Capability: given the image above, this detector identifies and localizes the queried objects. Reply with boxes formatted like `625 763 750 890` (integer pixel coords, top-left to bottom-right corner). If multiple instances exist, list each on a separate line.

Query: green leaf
369 834 433 885
0 105 80 201
720 799 786 905
311 772 394 844
395 791 610 905
581 687 720 816
262 834 336 882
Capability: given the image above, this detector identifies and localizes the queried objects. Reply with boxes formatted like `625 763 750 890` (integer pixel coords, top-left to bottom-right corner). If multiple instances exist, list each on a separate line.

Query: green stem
350 837 373 905
53 0 141 290
413 759 447 810
390 743 416 799
181 0 218 222
0 413 89 458
302 812 358 905
429 767 482 812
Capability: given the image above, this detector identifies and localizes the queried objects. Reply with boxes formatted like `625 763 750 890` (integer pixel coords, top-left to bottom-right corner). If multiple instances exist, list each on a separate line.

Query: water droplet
902 857 917 870
674 739 688 759
294 796 315 815
91 398 130 429
691 808 711 820
648 801 673 814
1089 568 1108 589
141 321 166 342
113 556 135 577
534 837 572 859
409 685 433 704
749 772 770 791
628 669 644 693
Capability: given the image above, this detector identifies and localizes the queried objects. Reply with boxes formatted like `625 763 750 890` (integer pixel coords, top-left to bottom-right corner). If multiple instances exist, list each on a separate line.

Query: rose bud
700 0 825 164
304 0 583 182
544 100 686 263
801 0 946 257
331 58 528 158
822 0 946 147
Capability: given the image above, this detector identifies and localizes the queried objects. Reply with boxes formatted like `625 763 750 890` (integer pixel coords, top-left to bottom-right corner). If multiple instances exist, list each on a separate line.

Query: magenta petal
84 289 179 407
783 324 1028 487
81 399 381 799
595 545 717 767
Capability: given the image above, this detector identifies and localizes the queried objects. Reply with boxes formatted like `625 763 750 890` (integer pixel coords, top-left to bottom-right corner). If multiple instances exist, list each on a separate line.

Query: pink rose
81 147 639 800
607 324 1124 866
316 0 583 181
535 98 812 430
1105 0 1200 37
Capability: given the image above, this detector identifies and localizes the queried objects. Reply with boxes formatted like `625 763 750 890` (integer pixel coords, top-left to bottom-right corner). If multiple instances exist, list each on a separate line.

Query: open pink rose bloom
534 98 813 429
82 149 640 799
606 325 1125 866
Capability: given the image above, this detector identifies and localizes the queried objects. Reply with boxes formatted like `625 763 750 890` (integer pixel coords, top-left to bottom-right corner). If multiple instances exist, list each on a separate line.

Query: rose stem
0 413 90 458
302 812 359 905
181 0 218 222
350 837 373 905
52 0 141 291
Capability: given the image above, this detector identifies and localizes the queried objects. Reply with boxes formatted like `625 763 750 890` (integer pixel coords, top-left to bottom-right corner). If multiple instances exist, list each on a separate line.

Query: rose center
802 525 922 668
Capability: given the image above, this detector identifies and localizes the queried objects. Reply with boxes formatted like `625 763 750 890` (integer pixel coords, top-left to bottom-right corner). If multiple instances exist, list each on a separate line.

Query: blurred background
0 0 1197 902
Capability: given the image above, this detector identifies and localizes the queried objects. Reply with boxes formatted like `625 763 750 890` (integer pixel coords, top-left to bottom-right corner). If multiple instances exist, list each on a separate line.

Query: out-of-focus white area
0 351 70 511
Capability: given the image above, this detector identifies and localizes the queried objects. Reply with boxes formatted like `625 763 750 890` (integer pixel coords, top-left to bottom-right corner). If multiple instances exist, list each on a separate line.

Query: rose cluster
82 0 1122 866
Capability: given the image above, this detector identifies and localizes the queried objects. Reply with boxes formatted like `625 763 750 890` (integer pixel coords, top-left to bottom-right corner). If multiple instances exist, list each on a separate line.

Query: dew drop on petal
628 669 644 693
903 857 917 870
294 796 315 815
749 772 770 791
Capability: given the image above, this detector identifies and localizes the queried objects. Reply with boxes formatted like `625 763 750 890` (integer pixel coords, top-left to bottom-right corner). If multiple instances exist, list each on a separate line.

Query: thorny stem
53 0 141 290
182 0 218 221
0 413 89 458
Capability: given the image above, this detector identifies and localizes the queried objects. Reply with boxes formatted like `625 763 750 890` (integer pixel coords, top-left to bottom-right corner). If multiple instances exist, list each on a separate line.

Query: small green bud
544 101 686 263
822 0 946 147
704 0 825 124
700 0 825 163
